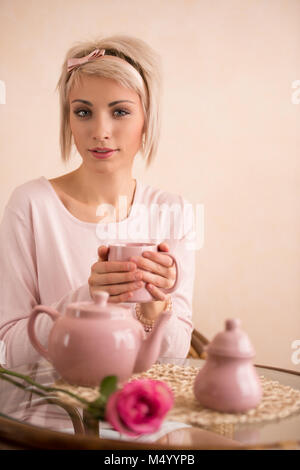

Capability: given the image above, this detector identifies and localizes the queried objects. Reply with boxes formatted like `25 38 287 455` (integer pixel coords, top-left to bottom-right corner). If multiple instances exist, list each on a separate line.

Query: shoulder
5 177 48 212
3 177 49 225
137 181 194 238
140 184 194 234
138 180 191 208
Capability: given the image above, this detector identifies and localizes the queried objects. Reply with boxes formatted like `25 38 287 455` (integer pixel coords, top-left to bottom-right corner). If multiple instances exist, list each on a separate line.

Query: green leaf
86 397 106 420
99 375 118 400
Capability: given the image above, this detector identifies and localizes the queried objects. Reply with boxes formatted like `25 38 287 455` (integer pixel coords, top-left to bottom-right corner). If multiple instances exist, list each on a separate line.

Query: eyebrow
71 99 136 107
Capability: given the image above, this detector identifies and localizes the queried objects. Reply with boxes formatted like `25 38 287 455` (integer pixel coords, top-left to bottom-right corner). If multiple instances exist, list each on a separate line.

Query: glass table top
0 357 299 449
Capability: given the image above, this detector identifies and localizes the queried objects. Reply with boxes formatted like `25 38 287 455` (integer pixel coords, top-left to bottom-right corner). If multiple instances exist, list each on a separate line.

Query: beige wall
1 0 299 371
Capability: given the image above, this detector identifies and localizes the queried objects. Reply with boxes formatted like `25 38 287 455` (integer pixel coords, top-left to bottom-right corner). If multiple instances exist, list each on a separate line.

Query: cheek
125 122 144 144
70 118 86 140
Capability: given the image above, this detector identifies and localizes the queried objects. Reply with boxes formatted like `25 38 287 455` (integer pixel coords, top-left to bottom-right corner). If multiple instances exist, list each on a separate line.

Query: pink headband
67 48 106 72
67 48 144 88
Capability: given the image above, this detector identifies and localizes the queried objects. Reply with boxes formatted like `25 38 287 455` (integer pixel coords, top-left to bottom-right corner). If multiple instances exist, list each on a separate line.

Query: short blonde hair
55 34 163 168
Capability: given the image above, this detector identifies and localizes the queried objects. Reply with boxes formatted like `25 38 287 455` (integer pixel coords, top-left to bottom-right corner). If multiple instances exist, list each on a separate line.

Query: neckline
40 176 140 228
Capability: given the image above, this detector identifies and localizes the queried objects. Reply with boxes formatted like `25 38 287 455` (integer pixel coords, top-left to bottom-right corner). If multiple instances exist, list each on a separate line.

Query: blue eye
74 109 90 118
114 109 130 117
73 108 130 119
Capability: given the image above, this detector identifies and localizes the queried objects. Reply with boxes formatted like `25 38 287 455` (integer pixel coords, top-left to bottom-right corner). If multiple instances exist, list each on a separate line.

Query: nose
91 113 112 142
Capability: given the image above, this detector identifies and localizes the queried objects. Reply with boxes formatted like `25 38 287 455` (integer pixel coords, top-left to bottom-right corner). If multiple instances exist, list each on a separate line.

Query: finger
130 255 169 277
92 260 137 274
90 270 143 286
106 280 144 295
91 279 144 302
108 291 134 303
139 270 174 289
142 251 174 268
158 242 169 252
98 245 109 261
146 283 167 301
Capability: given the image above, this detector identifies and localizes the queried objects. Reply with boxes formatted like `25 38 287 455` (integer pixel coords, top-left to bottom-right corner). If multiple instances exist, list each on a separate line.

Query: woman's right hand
88 245 144 303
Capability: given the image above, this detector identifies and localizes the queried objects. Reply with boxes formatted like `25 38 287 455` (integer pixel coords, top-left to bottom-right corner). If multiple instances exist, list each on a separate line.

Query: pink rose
105 379 174 436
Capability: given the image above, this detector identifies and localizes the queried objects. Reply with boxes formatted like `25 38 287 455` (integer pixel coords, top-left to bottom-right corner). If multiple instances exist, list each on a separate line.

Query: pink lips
89 149 116 159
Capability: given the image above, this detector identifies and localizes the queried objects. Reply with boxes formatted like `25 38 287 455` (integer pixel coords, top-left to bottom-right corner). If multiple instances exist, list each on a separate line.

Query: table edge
254 363 300 376
1 360 299 449
0 413 299 451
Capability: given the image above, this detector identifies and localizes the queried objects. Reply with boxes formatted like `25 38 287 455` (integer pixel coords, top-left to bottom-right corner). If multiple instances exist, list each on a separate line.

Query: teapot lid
66 291 131 318
206 318 255 358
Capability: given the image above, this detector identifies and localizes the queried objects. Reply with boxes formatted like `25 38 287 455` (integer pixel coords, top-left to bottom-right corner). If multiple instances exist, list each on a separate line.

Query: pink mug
108 243 181 302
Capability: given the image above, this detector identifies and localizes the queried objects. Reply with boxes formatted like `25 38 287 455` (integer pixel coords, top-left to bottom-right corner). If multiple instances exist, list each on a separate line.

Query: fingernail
129 262 137 271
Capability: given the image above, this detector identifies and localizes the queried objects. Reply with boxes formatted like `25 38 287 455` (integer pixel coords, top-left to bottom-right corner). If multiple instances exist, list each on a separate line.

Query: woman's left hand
129 242 176 301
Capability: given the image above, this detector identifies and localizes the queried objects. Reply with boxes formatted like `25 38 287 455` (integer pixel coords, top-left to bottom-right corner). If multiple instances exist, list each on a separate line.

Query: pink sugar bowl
194 318 263 413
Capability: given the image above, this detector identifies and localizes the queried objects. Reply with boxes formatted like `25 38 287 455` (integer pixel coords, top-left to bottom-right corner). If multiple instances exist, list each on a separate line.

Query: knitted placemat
52 363 300 437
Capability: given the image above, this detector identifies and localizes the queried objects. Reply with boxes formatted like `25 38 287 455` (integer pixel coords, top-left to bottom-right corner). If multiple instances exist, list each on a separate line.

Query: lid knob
93 291 109 307
206 317 255 358
225 318 241 331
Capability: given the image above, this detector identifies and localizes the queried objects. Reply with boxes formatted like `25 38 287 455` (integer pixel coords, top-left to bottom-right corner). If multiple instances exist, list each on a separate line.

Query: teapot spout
134 310 172 373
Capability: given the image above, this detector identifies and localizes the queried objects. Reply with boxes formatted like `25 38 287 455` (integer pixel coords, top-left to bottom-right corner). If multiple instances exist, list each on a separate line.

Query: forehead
68 74 139 102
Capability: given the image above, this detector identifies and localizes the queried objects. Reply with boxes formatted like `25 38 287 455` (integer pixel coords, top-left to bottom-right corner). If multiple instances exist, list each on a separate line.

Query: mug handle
159 253 181 294
27 306 60 361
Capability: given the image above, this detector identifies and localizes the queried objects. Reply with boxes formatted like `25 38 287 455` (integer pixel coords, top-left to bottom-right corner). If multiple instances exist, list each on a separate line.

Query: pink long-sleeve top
0 176 195 368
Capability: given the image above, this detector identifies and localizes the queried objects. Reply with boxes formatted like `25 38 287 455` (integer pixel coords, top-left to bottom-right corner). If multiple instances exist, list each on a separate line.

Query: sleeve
158 232 195 358
148 196 196 359
0 205 92 368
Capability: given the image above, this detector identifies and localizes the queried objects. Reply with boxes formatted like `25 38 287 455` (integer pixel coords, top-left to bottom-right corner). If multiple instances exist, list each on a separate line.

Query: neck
68 165 136 220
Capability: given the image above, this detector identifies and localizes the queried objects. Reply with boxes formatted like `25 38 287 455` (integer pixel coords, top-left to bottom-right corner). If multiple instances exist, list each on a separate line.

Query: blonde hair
55 34 163 168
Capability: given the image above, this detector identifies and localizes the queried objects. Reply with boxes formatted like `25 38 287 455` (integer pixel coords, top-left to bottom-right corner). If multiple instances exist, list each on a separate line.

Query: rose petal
106 379 174 437
105 391 141 437
125 417 163 434
119 380 173 421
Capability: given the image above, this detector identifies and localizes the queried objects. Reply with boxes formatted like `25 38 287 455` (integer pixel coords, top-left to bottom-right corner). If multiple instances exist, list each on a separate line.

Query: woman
0 35 195 368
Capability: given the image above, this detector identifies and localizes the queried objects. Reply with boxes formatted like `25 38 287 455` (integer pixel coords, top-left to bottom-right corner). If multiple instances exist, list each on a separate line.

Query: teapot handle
27 305 60 361
160 253 181 294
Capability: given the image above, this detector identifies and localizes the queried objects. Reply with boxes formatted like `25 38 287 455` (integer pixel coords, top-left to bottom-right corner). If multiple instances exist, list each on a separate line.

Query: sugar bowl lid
206 318 255 358
66 291 131 318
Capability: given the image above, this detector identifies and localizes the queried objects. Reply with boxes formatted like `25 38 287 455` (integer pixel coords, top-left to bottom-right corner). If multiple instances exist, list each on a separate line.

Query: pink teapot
194 318 262 413
27 291 172 387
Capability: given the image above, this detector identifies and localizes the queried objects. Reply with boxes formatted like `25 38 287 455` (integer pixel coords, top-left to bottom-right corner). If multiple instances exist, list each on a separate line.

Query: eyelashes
73 108 130 119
